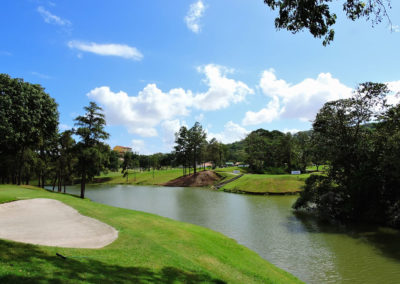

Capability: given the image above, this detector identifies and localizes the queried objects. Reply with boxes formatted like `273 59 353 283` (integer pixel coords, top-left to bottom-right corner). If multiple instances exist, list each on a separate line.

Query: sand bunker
0 198 118 248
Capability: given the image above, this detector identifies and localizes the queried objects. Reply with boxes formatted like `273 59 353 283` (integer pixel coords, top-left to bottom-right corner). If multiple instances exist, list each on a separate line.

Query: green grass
305 165 329 172
92 168 185 185
220 174 311 194
214 167 248 173
0 185 302 283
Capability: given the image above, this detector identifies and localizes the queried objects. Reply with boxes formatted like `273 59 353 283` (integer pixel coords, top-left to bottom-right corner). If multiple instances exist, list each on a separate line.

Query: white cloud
37 6 71 26
68 41 143 61
59 124 71 131
195 113 204 121
31 71 51 79
242 96 281 125
243 69 353 125
283 128 300 134
386 80 400 105
208 121 249 144
387 80 400 94
87 85 192 137
161 119 187 150
391 25 400 33
131 139 147 154
185 0 206 33
194 64 254 110
88 64 252 137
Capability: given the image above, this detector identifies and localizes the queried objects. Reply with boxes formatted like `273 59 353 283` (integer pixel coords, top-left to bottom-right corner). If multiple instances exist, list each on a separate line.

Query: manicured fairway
0 185 302 284
219 174 310 194
92 168 185 185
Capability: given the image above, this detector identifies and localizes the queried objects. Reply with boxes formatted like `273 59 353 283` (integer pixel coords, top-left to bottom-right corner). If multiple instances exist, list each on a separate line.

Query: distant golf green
0 185 302 284
92 168 184 185
219 173 310 194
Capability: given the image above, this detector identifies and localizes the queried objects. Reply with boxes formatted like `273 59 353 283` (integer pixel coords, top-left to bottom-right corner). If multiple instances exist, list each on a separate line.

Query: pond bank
0 185 301 284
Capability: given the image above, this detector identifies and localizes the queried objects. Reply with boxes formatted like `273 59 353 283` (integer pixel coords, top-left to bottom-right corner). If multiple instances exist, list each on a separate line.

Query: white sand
0 198 118 248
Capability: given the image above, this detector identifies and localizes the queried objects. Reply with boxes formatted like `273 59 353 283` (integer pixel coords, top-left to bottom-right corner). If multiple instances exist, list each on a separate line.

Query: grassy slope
0 185 302 284
92 168 184 185
220 174 311 194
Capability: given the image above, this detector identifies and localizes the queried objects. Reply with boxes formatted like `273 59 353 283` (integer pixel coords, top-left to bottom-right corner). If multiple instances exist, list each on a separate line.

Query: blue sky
1 0 400 154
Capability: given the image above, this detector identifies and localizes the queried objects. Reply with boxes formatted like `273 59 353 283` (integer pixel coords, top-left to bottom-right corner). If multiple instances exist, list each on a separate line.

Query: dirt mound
163 170 221 187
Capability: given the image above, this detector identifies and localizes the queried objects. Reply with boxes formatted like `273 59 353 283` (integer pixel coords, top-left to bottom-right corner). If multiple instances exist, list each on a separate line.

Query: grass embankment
92 168 184 185
0 185 302 284
219 173 311 195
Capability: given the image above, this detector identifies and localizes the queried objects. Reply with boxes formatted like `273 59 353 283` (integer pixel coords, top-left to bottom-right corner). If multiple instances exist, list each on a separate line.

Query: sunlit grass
0 185 302 283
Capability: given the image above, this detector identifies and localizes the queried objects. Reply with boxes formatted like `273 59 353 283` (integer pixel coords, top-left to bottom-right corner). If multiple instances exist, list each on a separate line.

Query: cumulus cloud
243 69 353 125
161 119 186 149
386 80 400 105
194 64 254 110
68 41 143 61
88 64 252 137
208 121 249 144
185 0 206 33
131 139 146 154
242 96 281 125
88 85 192 137
37 6 71 26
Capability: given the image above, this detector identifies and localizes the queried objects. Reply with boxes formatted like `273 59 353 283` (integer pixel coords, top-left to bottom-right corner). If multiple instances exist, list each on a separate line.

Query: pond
62 184 400 284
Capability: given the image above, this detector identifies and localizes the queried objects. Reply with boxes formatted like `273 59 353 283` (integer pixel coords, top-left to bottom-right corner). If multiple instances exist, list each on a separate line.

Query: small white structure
291 170 301 175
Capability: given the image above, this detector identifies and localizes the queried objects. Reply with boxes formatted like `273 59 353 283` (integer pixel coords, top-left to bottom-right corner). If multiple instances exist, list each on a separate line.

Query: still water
64 184 400 284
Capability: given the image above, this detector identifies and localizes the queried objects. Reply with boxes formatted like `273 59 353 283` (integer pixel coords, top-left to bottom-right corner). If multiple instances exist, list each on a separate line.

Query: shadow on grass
0 240 225 283
91 177 113 183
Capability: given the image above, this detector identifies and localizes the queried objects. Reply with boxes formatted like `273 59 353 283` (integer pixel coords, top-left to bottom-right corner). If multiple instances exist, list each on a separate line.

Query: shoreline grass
0 185 302 283
219 173 311 194
91 168 184 185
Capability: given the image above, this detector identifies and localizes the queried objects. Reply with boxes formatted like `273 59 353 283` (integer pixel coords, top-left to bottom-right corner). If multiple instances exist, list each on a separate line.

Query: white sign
291 170 301 175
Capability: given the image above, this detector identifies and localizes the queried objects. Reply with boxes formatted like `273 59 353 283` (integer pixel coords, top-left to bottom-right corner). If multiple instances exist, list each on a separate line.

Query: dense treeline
2 74 400 228
0 74 110 198
0 74 59 185
294 83 400 228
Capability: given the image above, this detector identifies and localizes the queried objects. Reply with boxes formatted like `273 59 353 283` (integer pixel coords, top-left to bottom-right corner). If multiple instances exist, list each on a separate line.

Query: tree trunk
80 170 86 199
52 175 57 191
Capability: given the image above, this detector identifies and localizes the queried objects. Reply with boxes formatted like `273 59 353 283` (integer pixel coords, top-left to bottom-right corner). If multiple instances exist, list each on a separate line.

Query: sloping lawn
0 185 302 284
220 174 310 194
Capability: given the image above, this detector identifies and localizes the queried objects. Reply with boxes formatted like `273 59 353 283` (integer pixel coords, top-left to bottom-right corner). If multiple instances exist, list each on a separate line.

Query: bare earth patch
163 170 220 187
0 198 118 248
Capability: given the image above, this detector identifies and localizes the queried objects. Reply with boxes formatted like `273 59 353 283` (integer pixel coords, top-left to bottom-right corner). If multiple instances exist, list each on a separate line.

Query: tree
293 82 395 224
0 73 59 185
74 102 109 198
263 0 392 45
187 122 207 174
121 151 140 182
57 130 77 192
108 150 120 172
175 126 190 175
207 138 223 169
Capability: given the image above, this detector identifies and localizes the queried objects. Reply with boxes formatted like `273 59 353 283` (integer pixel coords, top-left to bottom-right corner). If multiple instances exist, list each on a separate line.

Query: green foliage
263 0 391 45
294 82 400 227
74 102 110 198
174 122 207 175
0 73 59 185
108 150 120 172
244 129 307 174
